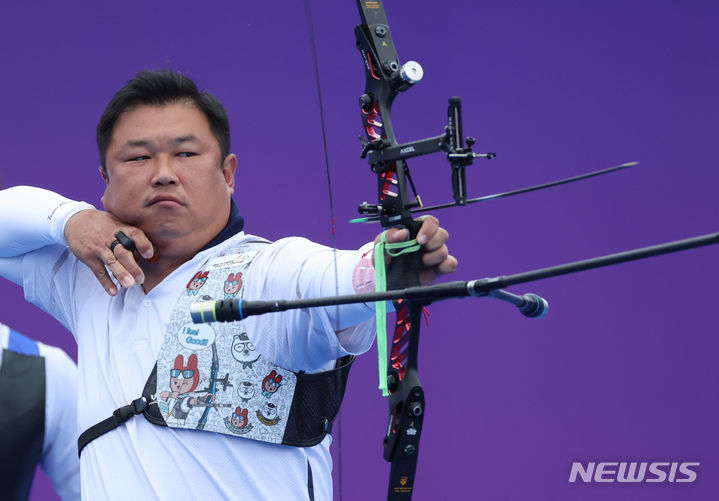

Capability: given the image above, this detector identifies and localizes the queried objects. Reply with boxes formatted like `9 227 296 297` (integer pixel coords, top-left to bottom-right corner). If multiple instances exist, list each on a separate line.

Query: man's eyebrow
118 136 199 151
123 139 153 149
171 135 199 145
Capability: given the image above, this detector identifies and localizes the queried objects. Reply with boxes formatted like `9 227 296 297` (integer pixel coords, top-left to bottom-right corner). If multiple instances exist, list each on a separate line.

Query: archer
0 69 456 500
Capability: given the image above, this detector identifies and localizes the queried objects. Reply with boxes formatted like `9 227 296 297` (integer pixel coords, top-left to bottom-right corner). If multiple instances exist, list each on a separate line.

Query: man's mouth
148 195 184 207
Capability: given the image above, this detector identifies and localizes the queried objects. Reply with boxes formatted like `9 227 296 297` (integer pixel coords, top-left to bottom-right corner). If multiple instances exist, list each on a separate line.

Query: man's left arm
242 216 456 372
321 215 457 328
331 215 456 354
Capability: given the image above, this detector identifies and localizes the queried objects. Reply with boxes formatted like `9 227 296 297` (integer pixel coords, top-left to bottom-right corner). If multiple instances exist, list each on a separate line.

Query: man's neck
140 252 193 293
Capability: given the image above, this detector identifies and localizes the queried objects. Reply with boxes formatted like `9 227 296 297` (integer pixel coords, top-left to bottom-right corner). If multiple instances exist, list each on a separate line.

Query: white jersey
0 323 81 501
0 186 376 500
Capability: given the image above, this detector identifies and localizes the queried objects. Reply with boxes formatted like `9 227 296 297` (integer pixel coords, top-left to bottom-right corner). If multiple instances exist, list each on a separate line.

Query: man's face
102 101 236 249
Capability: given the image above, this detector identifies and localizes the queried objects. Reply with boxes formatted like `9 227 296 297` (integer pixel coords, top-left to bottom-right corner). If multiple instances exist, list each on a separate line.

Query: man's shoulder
208 232 329 254
263 236 328 252
206 232 271 251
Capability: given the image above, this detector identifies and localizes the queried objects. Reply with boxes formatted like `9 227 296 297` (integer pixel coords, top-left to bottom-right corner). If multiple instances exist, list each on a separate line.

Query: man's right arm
0 186 152 296
0 186 94 284
0 186 95 258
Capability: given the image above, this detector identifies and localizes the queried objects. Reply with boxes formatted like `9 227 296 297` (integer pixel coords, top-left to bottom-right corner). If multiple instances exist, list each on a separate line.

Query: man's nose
151 154 179 185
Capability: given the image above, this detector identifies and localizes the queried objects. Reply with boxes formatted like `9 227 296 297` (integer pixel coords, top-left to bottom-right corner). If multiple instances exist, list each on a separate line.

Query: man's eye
127 155 150 162
177 152 198 158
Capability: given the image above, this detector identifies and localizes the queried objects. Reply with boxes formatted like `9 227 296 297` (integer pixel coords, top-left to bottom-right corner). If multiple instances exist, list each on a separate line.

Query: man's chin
138 218 225 257
145 226 189 243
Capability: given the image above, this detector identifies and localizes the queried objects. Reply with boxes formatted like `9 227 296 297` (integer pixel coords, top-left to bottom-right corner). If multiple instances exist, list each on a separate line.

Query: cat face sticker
237 380 255 402
231 333 260 369
257 402 280 426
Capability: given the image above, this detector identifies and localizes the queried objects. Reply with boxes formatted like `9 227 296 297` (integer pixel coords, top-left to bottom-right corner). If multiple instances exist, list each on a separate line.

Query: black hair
96 70 230 173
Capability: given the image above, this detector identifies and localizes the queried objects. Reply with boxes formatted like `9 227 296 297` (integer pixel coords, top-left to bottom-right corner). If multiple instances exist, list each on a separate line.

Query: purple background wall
1 1 717 499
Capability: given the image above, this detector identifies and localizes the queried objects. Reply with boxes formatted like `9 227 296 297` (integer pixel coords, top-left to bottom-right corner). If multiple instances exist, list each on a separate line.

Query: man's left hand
374 215 457 285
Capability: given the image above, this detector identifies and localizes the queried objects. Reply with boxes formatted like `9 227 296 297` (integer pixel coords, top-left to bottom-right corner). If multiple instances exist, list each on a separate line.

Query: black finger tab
114 231 137 253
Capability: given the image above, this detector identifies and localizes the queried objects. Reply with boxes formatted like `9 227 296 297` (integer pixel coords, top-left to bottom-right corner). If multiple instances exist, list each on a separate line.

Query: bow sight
354 2 495 229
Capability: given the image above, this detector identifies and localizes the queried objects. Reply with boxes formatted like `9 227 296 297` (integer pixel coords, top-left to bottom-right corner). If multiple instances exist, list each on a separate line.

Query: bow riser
355 1 430 499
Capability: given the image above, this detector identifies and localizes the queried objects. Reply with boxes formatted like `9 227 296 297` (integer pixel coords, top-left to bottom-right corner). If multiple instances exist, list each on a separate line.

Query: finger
101 248 136 289
419 255 458 285
420 244 450 268
421 227 450 253
436 254 458 274
88 258 119 296
112 244 145 284
415 216 439 246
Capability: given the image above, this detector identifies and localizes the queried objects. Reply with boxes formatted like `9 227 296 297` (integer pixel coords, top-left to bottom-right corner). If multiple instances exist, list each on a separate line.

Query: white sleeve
243 237 376 373
38 343 81 501
0 186 94 333
0 256 23 285
0 186 94 258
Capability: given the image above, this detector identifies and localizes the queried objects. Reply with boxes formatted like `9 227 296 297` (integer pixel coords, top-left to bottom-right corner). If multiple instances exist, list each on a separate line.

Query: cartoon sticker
224 272 242 299
231 333 260 369
159 354 211 423
187 271 209 295
236 380 255 402
224 406 254 435
261 370 283 398
257 402 281 426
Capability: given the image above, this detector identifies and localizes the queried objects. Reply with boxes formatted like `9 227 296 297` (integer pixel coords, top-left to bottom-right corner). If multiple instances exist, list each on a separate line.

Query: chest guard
79 240 353 456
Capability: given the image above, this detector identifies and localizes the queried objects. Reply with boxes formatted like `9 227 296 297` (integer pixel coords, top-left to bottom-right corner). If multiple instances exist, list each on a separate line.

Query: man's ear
222 154 237 193
99 166 109 206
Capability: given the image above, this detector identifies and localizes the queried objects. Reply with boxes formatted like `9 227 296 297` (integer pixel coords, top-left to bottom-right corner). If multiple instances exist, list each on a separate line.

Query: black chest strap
77 396 148 457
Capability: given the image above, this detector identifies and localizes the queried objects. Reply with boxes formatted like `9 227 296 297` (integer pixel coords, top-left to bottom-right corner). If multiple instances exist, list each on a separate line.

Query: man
0 70 456 500
0 322 80 501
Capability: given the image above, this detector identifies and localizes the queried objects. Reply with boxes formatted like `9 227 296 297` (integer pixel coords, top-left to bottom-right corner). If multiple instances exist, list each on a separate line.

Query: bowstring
303 1 344 499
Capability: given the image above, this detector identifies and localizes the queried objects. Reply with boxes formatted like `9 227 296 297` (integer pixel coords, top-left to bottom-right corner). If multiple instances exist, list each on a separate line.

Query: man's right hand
63 210 154 296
